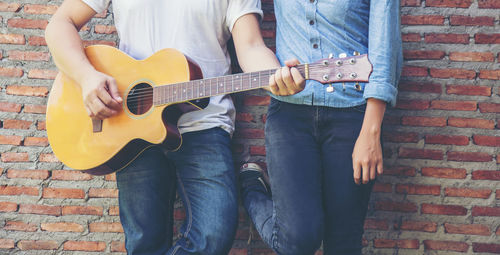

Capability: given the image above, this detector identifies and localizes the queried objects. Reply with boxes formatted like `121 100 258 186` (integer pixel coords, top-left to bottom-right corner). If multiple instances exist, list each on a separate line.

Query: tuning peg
328 53 334 59
339 53 347 58
353 51 360 56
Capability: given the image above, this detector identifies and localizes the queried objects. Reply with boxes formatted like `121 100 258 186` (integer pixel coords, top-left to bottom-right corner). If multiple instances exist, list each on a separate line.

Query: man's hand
81 71 123 120
269 59 305 96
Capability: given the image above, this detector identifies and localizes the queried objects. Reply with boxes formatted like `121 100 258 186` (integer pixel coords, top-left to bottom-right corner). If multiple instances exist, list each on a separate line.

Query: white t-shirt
82 0 263 135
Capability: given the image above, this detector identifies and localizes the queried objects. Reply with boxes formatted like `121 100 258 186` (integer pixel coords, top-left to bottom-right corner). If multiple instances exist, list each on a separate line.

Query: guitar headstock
307 53 373 84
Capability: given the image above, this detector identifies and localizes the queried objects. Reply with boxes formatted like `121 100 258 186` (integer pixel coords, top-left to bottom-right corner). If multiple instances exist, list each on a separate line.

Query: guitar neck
152 65 307 106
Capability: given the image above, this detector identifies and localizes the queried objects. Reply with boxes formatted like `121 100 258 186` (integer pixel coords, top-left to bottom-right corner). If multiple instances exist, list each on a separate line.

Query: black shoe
239 163 271 195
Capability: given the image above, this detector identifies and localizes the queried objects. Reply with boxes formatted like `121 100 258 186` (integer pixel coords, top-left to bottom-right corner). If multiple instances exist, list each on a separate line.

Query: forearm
360 98 386 136
237 43 281 73
45 19 95 84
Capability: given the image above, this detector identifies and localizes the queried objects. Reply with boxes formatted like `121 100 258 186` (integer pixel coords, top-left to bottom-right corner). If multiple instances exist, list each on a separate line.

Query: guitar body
46 45 206 175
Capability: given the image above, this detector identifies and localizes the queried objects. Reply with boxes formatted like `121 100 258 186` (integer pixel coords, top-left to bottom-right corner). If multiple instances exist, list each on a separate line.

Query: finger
280 66 295 95
290 67 306 91
377 160 384 175
362 161 370 184
107 78 123 104
97 86 121 111
284 58 300 67
370 163 377 180
90 96 116 119
353 161 361 185
85 105 95 118
268 74 279 95
274 69 287 96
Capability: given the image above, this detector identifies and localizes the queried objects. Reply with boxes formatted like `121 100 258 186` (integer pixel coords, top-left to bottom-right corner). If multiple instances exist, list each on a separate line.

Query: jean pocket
266 97 282 118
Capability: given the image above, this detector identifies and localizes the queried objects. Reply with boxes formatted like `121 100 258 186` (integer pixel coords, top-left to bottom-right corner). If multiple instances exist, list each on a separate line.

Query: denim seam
171 174 193 255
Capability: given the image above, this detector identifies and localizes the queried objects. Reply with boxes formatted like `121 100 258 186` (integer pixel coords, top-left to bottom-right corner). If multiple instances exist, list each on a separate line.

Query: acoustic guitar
46 45 372 175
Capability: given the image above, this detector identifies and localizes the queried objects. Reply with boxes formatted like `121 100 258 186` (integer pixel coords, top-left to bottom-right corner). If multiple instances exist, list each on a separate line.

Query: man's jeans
116 127 238 255
242 98 373 255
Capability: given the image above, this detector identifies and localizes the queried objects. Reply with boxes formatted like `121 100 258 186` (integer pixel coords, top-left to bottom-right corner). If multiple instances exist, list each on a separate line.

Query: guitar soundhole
126 83 153 115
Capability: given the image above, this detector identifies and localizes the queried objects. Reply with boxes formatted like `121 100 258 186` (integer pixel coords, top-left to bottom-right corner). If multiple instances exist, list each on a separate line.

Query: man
239 0 403 254
45 0 304 254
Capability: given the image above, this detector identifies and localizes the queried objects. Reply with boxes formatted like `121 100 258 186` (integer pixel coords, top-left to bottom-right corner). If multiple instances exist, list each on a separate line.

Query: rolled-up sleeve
364 0 403 107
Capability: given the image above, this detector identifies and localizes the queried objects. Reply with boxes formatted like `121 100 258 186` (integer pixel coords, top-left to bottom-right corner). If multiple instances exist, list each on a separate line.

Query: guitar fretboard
153 65 307 105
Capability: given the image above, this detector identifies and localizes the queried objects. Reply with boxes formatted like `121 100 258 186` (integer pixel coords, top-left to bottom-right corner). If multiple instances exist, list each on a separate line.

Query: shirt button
309 20 315 25
310 0 315 3
313 44 318 49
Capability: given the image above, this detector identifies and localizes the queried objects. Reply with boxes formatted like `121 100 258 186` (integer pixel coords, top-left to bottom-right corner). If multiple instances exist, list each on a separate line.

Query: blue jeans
241 99 373 255
116 127 238 255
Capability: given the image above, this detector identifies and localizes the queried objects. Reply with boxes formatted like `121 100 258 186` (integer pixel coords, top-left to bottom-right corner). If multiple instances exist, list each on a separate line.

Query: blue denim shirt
272 0 403 107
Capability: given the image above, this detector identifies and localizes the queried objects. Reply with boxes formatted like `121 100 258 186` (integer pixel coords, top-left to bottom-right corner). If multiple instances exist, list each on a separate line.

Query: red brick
94 24 116 34
38 153 59 163
430 100 476 111
373 183 392 193
0 67 23 77
88 188 118 198
41 222 84 232
8 50 50 61
402 33 421 42
27 69 58 80
449 51 495 62
0 2 21 12
383 132 419 143
402 66 428 77
0 135 23 145
6 85 49 97
448 117 495 129
422 203 467 215
375 201 418 212
395 99 429 110
0 202 18 212
37 120 46 130
383 166 416 176
399 147 443 160
364 218 389 230
111 241 126 252
472 170 500 181
233 128 265 139
89 222 124 233
22 137 48 147
426 0 472 7
399 81 442 93
446 84 491 96
19 204 61 216
18 240 58 250
63 241 106 252
447 151 492 162
236 112 254 122
479 69 500 80
401 15 444 25
475 33 500 44
2 119 32 129
444 223 490 236
1 152 29 162
445 187 492 198
473 243 500 253
430 68 476 79
6 169 50 180
397 221 437 232
82 39 116 47
51 170 93 181
0 101 22 112
425 33 469 44
4 221 37 232
473 135 500 147
62 206 103 216
243 95 270 106
478 0 500 8
7 18 47 29
250 146 266 156
28 36 46 46
23 4 58 14
109 206 120 216
0 33 25 44
24 104 46 114
403 50 445 60
396 184 441 195
402 116 446 127
478 103 500 113
0 239 15 249
450 15 495 26
0 185 38 196
43 187 85 199
422 167 467 179
401 0 421 6
423 240 469 252
374 239 419 249
425 134 469 145
472 206 500 216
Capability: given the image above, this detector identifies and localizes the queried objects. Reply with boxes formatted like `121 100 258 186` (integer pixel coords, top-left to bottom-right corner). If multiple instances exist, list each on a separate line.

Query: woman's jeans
242 98 374 255
116 127 238 255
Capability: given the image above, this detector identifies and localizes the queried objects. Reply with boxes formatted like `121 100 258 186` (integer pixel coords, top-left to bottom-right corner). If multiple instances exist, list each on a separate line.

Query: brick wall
0 0 498 254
